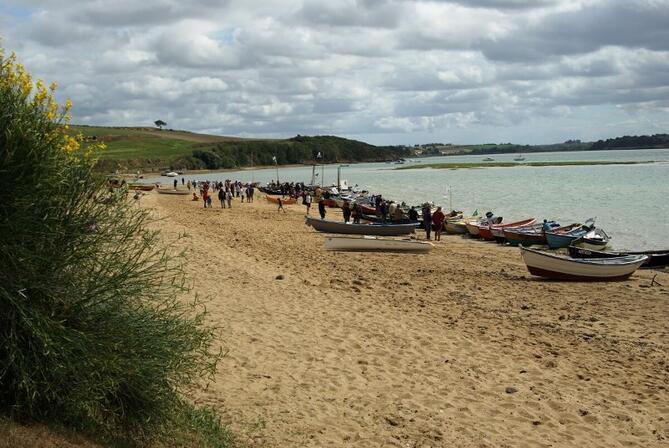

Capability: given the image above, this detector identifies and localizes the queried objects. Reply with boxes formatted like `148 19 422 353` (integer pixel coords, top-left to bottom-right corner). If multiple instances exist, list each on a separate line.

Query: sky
1 0 668 145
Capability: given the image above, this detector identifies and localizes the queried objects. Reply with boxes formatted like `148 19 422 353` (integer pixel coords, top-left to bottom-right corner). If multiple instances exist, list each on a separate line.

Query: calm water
148 148 669 250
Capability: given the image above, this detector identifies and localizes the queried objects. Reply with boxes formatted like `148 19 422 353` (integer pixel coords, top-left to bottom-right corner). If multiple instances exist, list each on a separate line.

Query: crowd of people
181 178 256 209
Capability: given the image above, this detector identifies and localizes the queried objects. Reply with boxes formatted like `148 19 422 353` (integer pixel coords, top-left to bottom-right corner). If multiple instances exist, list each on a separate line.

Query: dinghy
305 216 416 236
570 228 610 250
479 218 536 241
266 195 297 205
324 236 433 252
157 188 190 195
568 247 669 269
520 246 647 281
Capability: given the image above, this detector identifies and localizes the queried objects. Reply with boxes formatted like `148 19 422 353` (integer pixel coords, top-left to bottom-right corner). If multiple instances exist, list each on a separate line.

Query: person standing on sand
408 206 419 222
352 203 362 224
277 198 286 213
218 188 226 208
342 201 352 223
226 190 232 208
422 204 432 240
304 193 312 215
318 199 326 219
432 206 445 241
173 179 178 190
187 180 191 191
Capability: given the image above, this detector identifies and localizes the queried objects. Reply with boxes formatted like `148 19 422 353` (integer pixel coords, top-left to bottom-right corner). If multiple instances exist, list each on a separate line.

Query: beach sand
144 191 668 447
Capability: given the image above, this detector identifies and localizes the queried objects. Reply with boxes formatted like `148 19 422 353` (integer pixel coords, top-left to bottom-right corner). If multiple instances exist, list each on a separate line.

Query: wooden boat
479 218 536 241
324 236 433 252
266 195 297 205
128 183 155 191
570 228 610 250
465 220 482 237
545 223 589 249
520 247 647 281
445 218 469 234
503 223 546 246
358 214 416 225
305 216 416 236
567 246 669 269
156 188 190 195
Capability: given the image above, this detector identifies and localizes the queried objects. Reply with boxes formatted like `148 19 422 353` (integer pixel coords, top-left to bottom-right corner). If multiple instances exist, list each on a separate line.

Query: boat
503 223 548 246
514 155 525 161
162 171 179 177
466 214 502 237
570 228 610 250
305 216 416 236
483 157 495 161
156 188 190 195
128 183 155 191
567 247 669 269
479 218 536 241
545 222 593 249
358 214 417 225
266 195 297 205
324 236 433 252
520 246 647 281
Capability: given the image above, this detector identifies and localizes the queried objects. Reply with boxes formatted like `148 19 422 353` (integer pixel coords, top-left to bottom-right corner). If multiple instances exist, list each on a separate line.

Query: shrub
0 50 230 446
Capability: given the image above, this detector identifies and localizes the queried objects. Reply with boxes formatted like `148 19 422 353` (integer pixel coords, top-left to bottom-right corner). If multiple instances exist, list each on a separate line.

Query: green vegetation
1 51 233 446
396 160 653 170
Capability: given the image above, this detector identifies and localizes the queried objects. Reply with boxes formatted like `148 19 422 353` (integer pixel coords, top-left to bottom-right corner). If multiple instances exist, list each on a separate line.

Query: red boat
266 195 297 205
478 218 536 241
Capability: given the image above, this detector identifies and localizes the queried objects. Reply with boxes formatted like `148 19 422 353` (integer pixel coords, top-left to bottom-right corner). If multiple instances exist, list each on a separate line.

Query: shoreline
395 160 657 170
143 191 668 447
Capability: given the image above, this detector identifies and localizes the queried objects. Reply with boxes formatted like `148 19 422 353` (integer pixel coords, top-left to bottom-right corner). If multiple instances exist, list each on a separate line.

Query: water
147 148 669 250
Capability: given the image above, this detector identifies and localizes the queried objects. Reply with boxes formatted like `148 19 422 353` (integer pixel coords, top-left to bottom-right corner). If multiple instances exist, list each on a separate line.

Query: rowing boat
324 236 433 252
479 218 536 241
567 246 669 269
156 188 190 195
266 195 297 205
305 216 416 236
520 247 647 281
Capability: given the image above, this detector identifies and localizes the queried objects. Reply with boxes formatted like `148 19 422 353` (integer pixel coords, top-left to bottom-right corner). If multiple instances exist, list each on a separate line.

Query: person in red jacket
432 206 446 241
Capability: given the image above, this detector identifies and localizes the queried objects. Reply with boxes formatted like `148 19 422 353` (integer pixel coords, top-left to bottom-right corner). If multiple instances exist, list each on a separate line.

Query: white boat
156 188 190 195
570 228 610 250
164 171 179 177
520 246 647 281
324 236 433 252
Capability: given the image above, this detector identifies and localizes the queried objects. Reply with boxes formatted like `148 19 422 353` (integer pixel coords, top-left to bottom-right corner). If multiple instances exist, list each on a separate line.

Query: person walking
318 199 326 219
277 198 286 213
422 204 432 240
226 190 232 208
218 188 230 208
432 206 445 241
352 203 362 224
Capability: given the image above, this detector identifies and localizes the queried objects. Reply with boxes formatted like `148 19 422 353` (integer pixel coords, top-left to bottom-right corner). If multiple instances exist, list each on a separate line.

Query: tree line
171 135 411 170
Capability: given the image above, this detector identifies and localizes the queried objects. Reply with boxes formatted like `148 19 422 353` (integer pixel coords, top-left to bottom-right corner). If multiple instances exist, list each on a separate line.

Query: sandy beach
144 191 668 447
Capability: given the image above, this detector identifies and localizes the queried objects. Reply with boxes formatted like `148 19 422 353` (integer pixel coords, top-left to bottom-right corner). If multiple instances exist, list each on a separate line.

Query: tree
154 119 166 130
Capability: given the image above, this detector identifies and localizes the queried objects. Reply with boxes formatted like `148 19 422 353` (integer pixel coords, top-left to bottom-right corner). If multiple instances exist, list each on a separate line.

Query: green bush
0 51 231 446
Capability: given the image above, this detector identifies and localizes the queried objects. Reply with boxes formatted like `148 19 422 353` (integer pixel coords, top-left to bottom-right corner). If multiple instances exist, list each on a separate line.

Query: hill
74 126 409 172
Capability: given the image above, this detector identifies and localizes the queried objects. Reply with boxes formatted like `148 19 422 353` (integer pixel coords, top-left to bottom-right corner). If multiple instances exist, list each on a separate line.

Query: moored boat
156 188 190 195
266 195 297 205
520 246 647 281
567 246 669 269
479 218 536 241
324 236 433 252
545 222 591 249
305 216 416 236
503 223 547 246
570 228 610 250
128 183 155 191
445 219 469 234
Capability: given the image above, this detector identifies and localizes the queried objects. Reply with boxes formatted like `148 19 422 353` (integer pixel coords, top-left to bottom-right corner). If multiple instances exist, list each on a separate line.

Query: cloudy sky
2 0 668 145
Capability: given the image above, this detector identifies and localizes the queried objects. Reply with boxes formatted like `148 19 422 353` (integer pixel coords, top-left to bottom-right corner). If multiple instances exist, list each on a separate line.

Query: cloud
1 0 667 145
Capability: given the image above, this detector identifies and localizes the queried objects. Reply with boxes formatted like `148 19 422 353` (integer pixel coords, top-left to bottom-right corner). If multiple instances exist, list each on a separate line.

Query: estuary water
149 148 669 251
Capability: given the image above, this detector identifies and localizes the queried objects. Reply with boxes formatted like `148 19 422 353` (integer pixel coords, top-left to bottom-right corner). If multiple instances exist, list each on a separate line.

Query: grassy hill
73 125 409 172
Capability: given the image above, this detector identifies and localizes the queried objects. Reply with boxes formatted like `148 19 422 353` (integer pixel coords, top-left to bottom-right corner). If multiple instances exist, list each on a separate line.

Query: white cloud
1 0 667 145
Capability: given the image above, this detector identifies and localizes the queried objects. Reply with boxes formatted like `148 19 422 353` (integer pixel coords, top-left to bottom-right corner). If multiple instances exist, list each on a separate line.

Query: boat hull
521 247 647 281
306 216 416 236
324 236 433 252
157 189 190 195
266 195 297 205
568 247 669 269
465 222 481 236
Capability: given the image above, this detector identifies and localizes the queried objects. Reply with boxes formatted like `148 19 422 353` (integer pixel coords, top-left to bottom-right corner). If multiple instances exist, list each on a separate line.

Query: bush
0 51 231 446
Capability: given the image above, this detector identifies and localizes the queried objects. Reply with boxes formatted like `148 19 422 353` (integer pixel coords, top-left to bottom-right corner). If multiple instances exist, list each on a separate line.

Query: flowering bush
0 49 230 446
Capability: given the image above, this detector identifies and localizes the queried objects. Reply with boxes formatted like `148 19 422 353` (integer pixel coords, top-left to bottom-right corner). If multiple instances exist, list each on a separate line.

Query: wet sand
144 191 668 447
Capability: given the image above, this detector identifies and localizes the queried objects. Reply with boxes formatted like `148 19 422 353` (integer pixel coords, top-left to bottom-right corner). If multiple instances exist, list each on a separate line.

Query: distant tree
154 119 167 130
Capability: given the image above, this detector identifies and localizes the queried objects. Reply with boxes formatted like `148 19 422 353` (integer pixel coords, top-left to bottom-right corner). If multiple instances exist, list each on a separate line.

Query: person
432 206 445 241
241 189 245 203
173 179 178 190
206 195 212 208
342 201 352 223
379 200 388 222
422 204 432 240
408 206 419 222
181 177 185 185
304 193 312 215
202 189 208 208
187 180 192 191
191 192 199 201
226 190 232 208
352 203 362 224
277 198 286 213
218 188 230 208
318 199 326 219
